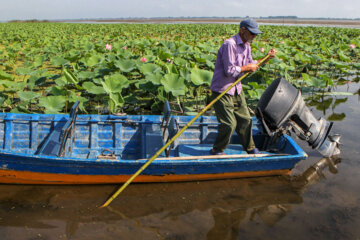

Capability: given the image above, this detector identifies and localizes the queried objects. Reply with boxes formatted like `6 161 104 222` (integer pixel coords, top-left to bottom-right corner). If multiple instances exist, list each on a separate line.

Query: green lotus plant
0 22 358 115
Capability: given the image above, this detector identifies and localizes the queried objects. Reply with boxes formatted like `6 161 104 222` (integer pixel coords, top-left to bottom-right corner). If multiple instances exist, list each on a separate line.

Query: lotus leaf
136 81 158 93
78 71 97 80
118 50 133 59
248 82 260 89
68 94 88 106
39 96 66 114
319 74 334 86
331 60 350 69
338 51 351 62
174 57 188 67
115 59 137 72
353 63 360 69
113 42 126 50
102 73 129 93
0 80 26 92
27 76 46 90
33 56 46 68
83 81 106 95
166 64 179 74
17 91 40 102
0 96 6 106
63 68 82 90
50 86 68 96
247 89 258 99
205 60 215 69
139 63 162 76
11 102 31 114
15 67 33 76
0 70 13 80
197 43 213 52
161 73 186 96
86 54 103 68
177 44 191 53
194 55 206 63
145 73 163 85
190 68 213 86
51 56 69 66
55 77 67 87
65 50 81 62
83 43 94 51
158 51 172 61
302 73 325 88
255 89 265 99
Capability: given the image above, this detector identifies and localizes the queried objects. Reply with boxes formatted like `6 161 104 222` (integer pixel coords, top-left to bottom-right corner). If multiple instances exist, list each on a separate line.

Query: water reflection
305 90 349 121
0 157 340 240
301 76 360 123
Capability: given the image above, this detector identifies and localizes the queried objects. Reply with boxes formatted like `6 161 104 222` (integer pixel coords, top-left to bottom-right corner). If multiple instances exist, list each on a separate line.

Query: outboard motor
256 78 340 157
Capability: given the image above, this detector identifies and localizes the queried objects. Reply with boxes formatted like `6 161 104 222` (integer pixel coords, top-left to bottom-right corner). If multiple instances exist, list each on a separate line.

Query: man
210 18 276 155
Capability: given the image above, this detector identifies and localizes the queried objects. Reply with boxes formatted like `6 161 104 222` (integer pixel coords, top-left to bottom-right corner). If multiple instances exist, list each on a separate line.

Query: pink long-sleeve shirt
210 34 256 95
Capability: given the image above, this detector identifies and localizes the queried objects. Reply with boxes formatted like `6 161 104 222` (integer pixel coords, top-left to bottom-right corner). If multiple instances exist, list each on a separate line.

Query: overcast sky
0 0 359 21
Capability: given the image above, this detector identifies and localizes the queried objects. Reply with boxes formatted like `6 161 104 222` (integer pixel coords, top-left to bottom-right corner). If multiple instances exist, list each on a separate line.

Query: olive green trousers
212 91 255 152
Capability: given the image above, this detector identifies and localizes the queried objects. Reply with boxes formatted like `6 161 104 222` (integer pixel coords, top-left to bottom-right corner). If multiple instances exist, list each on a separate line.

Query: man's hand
268 48 277 59
241 63 259 72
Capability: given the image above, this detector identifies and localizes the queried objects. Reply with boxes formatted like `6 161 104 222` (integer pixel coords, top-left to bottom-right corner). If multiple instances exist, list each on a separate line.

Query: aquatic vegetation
0 23 358 115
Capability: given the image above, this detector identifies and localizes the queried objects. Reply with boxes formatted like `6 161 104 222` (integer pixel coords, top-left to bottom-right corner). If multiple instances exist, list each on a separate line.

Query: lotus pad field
0 23 359 115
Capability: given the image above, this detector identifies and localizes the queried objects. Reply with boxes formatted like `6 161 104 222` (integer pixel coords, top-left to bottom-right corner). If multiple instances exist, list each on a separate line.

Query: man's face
240 27 257 43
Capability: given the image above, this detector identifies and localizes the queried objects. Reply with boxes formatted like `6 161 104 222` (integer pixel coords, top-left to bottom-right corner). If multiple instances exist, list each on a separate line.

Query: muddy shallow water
0 83 359 240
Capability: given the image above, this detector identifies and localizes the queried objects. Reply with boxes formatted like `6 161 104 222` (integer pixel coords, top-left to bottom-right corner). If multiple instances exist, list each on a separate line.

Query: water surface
0 82 359 240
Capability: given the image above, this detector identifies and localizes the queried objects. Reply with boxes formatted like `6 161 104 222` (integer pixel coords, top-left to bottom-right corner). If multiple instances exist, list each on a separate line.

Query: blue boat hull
0 112 307 184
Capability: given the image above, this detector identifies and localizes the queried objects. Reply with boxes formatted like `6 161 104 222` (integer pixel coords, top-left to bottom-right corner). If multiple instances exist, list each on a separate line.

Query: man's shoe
210 149 226 155
247 148 260 154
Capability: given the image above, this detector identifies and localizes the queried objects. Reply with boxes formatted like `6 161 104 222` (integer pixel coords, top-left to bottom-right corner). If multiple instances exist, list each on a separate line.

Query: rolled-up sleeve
221 43 241 78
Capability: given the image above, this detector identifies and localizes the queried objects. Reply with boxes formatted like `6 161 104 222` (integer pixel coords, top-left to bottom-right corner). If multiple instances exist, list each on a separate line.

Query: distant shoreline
6 18 360 28
58 18 360 27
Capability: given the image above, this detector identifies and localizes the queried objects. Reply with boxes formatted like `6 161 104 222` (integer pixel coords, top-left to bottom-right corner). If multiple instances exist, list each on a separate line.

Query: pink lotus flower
167 58 174 64
259 47 265 52
122 46 127 50
140 57 147 63
280 41 284 44
105 44 112 51
349 44 356 49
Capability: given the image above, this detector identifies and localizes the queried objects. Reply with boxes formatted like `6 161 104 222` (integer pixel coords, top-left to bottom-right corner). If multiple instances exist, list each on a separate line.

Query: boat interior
0 102 301 160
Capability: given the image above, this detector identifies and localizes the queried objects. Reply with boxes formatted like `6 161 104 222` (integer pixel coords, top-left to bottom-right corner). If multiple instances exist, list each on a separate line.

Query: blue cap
240 18 262 35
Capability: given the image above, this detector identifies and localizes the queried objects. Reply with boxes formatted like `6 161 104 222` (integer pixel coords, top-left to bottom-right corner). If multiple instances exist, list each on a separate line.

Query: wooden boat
0 102 307 184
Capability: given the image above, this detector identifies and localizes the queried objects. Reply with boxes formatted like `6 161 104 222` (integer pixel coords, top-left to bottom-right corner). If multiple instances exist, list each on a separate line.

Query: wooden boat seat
178 144 247 157
143 116 179 159
143 124 166 158
37 101 80 157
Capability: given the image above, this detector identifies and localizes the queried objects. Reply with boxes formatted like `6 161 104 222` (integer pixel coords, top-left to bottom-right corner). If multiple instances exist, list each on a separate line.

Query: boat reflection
0 156 341 239
248 157 341 227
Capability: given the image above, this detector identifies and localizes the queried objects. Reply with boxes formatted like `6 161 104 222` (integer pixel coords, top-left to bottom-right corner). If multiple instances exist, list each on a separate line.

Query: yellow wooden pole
99 54 271 208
